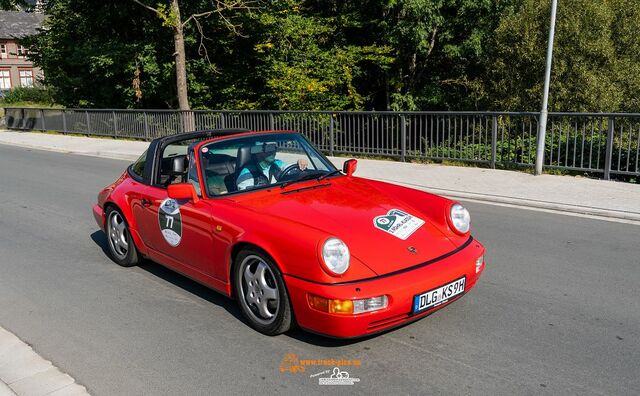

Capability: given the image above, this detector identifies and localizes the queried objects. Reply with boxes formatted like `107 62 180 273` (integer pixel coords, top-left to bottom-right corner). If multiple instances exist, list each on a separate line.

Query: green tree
24 0 640 113
132 0 252 111
376 0 508 110
251 1 393 110
489 0 640 112
0 0 26 10
23 0 177 108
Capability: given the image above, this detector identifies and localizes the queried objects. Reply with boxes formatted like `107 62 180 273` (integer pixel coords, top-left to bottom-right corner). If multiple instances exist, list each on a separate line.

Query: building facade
0 11 45 93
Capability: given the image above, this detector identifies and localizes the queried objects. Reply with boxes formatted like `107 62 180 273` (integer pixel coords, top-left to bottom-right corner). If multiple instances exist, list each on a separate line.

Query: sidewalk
1 130 639 223
0 326 88 396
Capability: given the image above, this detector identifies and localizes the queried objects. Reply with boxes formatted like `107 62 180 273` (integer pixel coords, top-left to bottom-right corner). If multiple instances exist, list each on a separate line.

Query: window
0 44 6 59
158 141 194 187
0 70 10 90
16 45 27 57
129 150 148 181
19 70 33 87
200 133 336 196
187 144 202 196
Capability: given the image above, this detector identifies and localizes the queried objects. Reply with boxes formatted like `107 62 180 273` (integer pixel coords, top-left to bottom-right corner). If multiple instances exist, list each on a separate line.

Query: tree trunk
172 0 190 111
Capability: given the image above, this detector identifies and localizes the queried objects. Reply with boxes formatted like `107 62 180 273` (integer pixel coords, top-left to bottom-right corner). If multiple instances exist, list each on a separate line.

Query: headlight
321 237 350 275
449 204 471 234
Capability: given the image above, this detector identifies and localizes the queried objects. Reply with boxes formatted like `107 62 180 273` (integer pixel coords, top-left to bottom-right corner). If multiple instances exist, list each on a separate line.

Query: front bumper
285 238 485 338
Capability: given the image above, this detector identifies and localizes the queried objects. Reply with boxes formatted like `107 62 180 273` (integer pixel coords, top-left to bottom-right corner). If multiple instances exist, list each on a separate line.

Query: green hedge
1 87 56 105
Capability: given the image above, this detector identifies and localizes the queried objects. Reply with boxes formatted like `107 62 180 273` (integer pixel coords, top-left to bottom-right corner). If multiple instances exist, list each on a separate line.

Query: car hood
230 177 458 276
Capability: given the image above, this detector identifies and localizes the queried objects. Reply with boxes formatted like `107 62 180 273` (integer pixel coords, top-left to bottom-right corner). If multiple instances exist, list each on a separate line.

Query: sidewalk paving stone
0 327 89 396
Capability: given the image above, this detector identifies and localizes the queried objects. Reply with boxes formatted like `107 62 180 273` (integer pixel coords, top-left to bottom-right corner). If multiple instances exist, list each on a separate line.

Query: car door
133 184 220 276
132 142 219 277
131 183 169 250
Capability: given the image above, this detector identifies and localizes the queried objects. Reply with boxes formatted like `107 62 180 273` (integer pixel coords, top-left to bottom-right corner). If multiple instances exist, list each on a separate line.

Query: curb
381 179 640 223
0 381 16 396
0 327 89 396
1 137 639 224
0 140 141 162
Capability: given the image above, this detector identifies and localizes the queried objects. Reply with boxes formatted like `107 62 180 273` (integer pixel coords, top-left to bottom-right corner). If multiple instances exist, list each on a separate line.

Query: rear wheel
105 207 139 267
233 248 293 335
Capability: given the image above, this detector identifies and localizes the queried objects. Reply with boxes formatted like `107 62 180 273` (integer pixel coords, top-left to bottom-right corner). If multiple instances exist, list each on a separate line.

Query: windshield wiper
317 169 342 181
280 171 324 189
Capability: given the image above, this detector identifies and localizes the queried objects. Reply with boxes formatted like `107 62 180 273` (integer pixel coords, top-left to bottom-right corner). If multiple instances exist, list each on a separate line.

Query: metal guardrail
3 107 640 179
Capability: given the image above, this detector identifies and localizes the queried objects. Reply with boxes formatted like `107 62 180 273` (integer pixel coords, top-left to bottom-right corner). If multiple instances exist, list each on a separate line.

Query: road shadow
89 230 370 347
137 260 246 323
90 230 110 257
90 230 244 323
284 328 375 347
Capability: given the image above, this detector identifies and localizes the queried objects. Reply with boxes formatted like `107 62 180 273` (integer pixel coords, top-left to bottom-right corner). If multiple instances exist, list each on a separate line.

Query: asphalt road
0 144 638 395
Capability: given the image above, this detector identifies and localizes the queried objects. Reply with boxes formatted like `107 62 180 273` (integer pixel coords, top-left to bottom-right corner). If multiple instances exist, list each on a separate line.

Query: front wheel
105 207 139 267
233 248 293 335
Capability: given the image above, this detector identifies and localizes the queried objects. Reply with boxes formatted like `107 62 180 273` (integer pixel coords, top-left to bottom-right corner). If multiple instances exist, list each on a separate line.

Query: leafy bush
1 87 56 105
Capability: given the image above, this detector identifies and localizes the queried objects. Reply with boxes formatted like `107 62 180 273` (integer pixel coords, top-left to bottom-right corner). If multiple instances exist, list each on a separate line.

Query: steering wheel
278 163 302 180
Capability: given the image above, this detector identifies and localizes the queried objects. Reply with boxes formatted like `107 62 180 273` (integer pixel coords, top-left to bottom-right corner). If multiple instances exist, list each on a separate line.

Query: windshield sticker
159 198 182 247
373 209 425 240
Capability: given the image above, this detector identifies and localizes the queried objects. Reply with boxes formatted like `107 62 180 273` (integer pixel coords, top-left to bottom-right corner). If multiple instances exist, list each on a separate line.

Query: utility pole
535 0 558 175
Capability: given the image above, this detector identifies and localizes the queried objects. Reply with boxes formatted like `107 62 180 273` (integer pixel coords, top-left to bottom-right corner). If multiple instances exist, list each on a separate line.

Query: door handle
141 198 152 207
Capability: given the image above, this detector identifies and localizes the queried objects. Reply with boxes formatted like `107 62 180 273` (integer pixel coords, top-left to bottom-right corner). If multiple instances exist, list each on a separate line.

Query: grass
0 101 62 108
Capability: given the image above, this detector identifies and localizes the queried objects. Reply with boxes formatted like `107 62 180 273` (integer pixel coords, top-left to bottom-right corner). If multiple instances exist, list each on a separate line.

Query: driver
237 143 308 190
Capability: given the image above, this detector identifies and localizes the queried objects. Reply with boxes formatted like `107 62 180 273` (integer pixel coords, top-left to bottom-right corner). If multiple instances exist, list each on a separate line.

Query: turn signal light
307 294 388 315
476 255 484 273
308 295 354 314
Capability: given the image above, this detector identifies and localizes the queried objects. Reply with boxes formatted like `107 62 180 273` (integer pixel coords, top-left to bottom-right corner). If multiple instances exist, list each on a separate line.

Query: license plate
412 277 466 313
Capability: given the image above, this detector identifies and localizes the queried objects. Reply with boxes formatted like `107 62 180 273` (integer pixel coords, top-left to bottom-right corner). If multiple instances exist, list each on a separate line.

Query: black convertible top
139 129 250 185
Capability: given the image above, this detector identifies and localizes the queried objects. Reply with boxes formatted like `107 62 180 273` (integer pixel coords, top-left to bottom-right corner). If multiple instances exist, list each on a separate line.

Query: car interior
203 153 237 194
156 138 312 196
201 144 279 195
157 143 238 195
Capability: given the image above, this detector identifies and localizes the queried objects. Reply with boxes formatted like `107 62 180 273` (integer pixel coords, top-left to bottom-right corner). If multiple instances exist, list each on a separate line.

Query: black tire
104 206 139 267
233 247 293 335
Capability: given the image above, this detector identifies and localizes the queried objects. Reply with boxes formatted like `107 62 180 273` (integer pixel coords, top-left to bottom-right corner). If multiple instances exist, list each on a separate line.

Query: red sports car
93 129 485 338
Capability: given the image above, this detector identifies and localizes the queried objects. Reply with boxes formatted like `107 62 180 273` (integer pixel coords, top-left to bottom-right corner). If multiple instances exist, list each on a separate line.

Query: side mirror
343 159 357 177
168 183 199 203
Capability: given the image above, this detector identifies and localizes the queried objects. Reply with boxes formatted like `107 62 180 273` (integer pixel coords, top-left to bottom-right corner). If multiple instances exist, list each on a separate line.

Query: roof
143 129 251 183
0 11 44 39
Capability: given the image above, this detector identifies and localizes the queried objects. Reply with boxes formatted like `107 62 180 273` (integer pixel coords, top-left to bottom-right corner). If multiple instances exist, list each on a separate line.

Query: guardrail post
112 111 118 138
329 114 335 156
40 109 46 131
143 112 150 141
604 116 615 180
21 108 25 130
491 115 498 169
62 110 67 133
85 110 91 135
220 112 226 128
269 112 275 131
400 114 407 162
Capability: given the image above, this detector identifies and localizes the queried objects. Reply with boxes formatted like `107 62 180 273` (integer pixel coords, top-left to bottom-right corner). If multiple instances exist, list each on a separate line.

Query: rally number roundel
158 198 182 247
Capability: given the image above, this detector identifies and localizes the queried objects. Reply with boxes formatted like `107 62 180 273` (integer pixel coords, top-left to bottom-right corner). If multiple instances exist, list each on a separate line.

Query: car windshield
199 133 338 196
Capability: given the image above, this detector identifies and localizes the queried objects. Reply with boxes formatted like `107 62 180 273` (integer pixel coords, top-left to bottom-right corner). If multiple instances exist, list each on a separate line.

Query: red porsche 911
93 129 485 338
